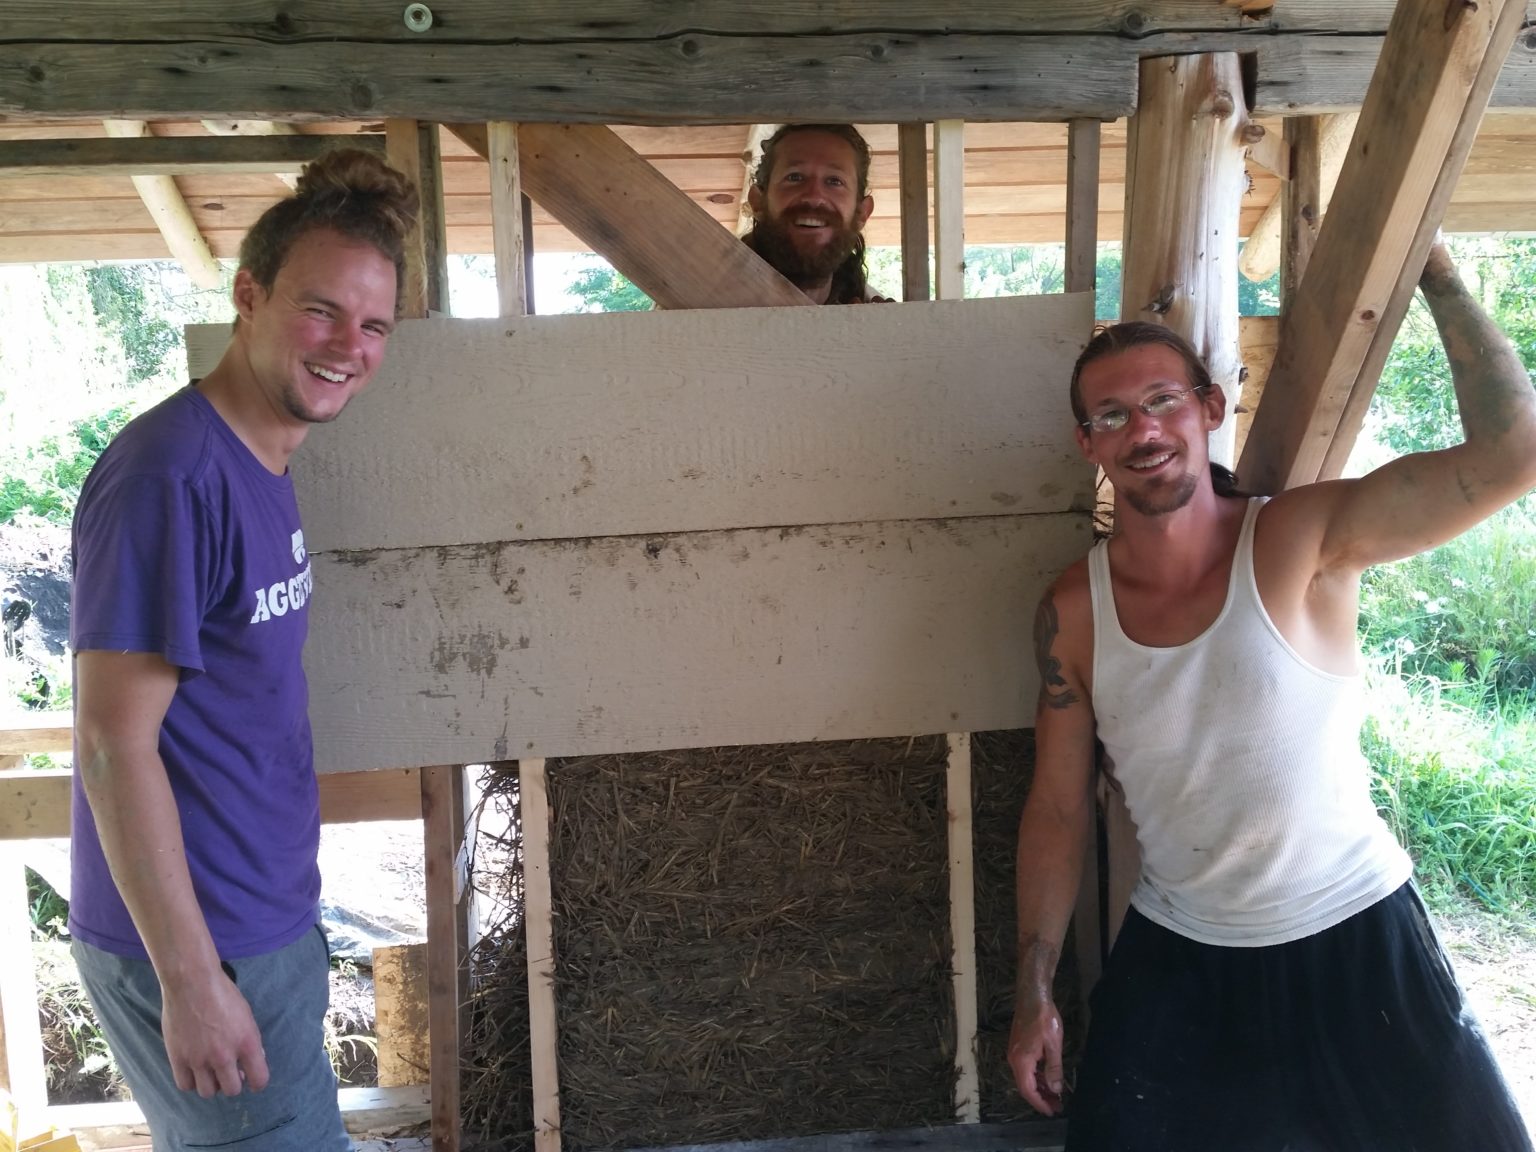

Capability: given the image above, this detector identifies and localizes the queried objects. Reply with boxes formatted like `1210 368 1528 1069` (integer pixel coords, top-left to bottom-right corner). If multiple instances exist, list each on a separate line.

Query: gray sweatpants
74 924 351 1152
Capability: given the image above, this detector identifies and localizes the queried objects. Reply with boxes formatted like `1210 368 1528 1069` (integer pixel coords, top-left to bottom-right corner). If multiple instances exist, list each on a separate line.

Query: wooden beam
5 17 1536 122
1234 315 1282 460
44 1085 431 1148
520 759 562 1152
622 1120 1068 1152
1120 53 1250 467
736 124 779 236
1318 0 1530 481
386 120 449 317
0 768 421 841
945 734 980 1122
421 765 470 1152
201 117 300 188
100 120 223 288
448 122 810 311
488 122 528 319
0 714 70 758
897 124 931 302
1279 118 1326 308
1237 0 1526 494
933 121 965 300
1238 114 1356 285
0 846 46 1116
1243 121 1289 180
373 943 431 1087
1063 116 1105 996
0 132 385 178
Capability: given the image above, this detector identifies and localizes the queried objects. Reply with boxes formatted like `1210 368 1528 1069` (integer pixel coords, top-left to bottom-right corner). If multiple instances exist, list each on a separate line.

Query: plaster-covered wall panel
188 294 1094 551
305 513 1089 772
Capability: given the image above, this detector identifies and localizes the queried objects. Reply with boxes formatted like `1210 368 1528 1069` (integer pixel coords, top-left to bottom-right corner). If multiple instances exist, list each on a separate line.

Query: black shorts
1067 883 1532 1152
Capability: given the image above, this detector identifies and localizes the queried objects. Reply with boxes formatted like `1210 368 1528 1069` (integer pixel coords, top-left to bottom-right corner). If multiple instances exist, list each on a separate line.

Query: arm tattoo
1033 592 1079 711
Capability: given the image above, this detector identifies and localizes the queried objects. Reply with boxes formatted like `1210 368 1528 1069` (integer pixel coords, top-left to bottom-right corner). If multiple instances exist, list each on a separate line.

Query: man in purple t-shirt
69 149 417 1150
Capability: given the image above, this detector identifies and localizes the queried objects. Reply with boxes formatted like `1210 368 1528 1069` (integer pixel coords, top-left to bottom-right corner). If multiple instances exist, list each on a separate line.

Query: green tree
568 265 652 312
84 265 182 382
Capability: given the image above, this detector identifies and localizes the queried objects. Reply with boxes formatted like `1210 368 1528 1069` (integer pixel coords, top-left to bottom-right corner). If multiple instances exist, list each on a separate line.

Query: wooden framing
946 734 980 1123
488 122 528 319
1279 118 1326 308
897 124 931 302
0 131 385 177
1238 0 1527 493
933 121 966 300
1238 114 1355 287
99 120 222 288
520 760 562 1152
6 8 1536 124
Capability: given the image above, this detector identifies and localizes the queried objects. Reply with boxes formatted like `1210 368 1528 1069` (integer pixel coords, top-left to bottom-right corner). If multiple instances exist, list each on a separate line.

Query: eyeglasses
1079 386 1209 433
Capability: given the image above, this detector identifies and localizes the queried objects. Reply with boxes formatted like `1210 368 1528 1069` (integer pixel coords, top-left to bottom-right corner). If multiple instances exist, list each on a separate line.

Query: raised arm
75 651 270 1098
1008 569 1098 1116
1306 242 1536 573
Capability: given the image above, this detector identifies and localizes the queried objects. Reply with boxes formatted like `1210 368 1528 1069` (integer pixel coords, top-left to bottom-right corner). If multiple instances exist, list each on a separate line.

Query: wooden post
1280 117 1325 309
421 765 471 1152
385 119 450 317
0 846 47 1118
520 760 561 1152
898 123 931 302
1238 114 1357 292
488 122 527 319
933 120 965 301
1108 53 1251 944
945 734 980 1123
373 943 431 1087
1063 116 1105 999
1120 54 1251 468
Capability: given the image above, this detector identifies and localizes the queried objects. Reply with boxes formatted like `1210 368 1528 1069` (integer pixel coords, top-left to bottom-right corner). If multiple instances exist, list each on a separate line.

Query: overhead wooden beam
0 132 385 178
201 117 300 188
447 122 810 310
1279 118 1326 308
897 123 931 302
1237 0 1526 494
101 119 223 288
9 17 1535 123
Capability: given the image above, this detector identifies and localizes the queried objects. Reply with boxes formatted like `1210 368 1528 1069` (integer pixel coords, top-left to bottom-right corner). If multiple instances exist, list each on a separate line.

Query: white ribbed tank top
1089 497 1411 946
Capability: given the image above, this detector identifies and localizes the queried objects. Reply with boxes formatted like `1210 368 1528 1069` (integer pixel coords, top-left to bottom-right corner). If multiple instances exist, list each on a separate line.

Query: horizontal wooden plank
0 132 384 178
8 28 1535 123
44 1085 430 1148
0 767 421 840
188 295 1095 551
625 1120 1067 1152
0 713 70 756
304 513 1089 770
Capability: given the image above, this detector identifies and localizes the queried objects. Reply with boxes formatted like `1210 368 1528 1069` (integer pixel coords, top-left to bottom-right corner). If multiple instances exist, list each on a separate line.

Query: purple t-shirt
69 387 321 960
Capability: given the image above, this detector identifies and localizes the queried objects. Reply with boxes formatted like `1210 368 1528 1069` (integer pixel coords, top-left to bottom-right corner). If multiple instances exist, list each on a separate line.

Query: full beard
749 213 860 287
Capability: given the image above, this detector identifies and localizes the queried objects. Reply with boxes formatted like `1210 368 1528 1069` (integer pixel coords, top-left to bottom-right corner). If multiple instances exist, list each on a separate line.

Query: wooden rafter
101 119 223 287
1237 0 1528 494
0 131 384 178
202 118 300 188
1237 114 1357 284
447 122 809 310
897 123 931 302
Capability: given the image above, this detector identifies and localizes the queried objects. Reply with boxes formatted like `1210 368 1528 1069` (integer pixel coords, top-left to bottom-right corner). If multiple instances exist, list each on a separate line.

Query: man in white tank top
1007 241 1536 1151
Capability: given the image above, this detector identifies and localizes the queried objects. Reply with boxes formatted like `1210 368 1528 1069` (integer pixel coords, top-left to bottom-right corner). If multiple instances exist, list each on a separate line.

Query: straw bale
549 738 956 1150
971 729 1086 1123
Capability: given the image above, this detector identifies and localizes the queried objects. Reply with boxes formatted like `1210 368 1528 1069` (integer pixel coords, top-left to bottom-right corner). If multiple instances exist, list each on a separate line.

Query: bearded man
743 123 889 304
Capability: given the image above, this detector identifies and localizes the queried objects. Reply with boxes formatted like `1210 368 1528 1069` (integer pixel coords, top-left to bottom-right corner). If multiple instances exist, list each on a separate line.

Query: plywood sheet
304 513 1089 772
191 294 1096 551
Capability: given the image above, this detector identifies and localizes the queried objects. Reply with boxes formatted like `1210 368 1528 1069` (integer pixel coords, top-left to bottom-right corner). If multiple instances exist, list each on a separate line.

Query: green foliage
1365 666 1536 914
1 405 134 525
568 264 653 312
85 265 182 382
27 866 69 938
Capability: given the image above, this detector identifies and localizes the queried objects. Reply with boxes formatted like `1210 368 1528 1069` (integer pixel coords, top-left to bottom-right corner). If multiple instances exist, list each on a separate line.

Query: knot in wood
1240 122 1266 144
1445 0 1478 29
1120 10 1148 36
680 38 701 58
1149 285 1176 315
1359 308 1377 323
1211 91 1235 119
